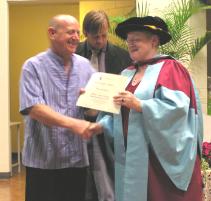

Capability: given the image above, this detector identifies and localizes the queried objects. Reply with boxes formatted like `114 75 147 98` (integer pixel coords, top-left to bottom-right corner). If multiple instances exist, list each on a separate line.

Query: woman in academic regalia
91 16 203 201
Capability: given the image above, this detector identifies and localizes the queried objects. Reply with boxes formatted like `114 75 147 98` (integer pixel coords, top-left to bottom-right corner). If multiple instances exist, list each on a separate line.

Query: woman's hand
89 123 103 135
113 91 142 112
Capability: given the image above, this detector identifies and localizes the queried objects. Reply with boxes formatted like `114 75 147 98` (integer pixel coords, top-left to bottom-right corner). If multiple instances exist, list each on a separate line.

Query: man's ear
83 31 88 37
48 27 56 39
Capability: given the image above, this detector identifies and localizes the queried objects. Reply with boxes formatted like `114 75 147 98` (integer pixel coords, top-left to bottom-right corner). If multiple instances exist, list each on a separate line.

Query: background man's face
85 22 108 50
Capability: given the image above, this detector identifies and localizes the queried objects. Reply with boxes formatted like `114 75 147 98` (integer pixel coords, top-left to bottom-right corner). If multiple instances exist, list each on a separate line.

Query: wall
0 0 10 175
203 114 211 142
190 12 207 112
136 0 170 16
79 0 136 31
9 3 79 151
8 0 78 2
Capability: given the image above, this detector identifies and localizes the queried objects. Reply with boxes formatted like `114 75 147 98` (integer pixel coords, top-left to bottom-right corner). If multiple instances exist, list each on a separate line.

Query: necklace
132 77 141 86
131 65 147 86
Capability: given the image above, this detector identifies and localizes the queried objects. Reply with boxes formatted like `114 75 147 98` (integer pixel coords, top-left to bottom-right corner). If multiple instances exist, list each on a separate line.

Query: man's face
85 22 108 50
51 21 80 56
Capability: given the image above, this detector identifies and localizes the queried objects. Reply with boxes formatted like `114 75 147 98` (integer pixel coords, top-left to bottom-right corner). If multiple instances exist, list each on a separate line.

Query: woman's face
126 31 158 62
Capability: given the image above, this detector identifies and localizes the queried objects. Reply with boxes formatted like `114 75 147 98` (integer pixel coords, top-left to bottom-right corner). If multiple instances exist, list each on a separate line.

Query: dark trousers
25 166 87 201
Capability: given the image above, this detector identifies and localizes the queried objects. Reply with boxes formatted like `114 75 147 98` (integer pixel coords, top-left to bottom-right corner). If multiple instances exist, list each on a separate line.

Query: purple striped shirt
19 49 95 169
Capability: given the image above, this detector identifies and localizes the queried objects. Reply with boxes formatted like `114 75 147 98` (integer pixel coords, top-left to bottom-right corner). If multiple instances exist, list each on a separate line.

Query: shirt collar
87 42 107 54
47 48 73 66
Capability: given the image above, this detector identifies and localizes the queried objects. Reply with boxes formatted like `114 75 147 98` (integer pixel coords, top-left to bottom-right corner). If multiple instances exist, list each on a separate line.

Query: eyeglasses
126 38 142 44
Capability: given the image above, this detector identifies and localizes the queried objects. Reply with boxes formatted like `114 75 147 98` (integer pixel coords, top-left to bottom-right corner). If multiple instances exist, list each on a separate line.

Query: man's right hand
72 120 103 139
70 118 92 139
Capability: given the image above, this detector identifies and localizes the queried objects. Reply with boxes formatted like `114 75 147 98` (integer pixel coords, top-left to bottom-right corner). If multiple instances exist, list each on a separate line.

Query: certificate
76 72 128 114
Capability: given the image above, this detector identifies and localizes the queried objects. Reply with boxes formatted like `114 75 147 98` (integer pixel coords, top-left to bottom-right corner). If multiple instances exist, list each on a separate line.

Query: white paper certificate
76 72 128 114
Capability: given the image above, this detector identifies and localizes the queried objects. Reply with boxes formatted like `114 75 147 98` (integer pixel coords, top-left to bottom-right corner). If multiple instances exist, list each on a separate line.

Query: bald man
19 15 95 201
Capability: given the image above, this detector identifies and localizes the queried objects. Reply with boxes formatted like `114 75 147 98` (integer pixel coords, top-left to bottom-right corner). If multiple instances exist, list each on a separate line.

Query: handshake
71 118 103 139
83 122 103 139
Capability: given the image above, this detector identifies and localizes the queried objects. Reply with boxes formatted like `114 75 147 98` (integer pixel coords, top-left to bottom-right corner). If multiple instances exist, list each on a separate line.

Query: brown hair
83 10 110 34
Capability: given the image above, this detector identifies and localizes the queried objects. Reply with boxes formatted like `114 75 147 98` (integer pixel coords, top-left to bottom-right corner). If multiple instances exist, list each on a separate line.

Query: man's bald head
48 15 79 30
